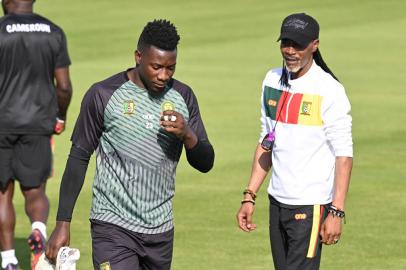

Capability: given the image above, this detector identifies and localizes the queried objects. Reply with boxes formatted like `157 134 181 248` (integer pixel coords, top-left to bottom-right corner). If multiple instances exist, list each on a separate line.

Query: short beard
285 63 301 74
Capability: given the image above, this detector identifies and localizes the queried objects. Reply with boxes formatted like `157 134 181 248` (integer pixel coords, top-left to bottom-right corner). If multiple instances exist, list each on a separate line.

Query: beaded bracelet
243 188 257 200
328 205 346 223
241 199 256 205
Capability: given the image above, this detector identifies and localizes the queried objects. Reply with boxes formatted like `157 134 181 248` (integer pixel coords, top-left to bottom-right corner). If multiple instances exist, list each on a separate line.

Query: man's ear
135 50 142 65
312 39 320 53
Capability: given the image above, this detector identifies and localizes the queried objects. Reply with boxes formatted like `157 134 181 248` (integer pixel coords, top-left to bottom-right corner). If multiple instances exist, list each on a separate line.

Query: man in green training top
46 19 214 270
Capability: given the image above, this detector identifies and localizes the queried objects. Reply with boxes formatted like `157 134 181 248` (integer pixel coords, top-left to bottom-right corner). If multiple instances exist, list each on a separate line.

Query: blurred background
7 0 406 269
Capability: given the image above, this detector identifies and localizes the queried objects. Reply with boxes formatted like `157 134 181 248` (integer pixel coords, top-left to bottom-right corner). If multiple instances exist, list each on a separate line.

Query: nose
283 46 296 55
157 69 170 82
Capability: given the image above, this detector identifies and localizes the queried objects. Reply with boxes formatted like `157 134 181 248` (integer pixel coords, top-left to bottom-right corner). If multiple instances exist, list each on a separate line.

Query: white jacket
260 61 353 205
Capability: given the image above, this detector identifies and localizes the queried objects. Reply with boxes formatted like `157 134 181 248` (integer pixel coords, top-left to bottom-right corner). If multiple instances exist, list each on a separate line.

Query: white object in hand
35 247 80 270
56 247 80 270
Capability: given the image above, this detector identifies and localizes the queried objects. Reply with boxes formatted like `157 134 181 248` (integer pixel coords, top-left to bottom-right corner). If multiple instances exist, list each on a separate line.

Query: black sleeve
56 145 90 222
55 28 71 68
56 84 106 221
172 80 215 172
185 139 214 173
70 84 105 154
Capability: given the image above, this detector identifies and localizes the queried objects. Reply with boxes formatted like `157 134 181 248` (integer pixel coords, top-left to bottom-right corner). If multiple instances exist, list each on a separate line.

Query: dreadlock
137 19 180 52
313 49 339 81
279 63 290 88
279 48 339 88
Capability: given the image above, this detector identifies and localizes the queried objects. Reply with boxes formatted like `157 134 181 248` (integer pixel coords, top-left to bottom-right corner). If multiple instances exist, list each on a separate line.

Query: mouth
284 56 299 65
152 82 166 90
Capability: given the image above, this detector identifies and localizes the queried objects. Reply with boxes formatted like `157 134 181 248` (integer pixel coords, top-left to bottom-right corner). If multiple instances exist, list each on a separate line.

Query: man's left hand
320 213 342 245
54 118 65 135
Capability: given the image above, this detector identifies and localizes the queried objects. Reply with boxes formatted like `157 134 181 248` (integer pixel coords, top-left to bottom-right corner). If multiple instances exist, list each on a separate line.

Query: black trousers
91 220 174 270
269 196 329 270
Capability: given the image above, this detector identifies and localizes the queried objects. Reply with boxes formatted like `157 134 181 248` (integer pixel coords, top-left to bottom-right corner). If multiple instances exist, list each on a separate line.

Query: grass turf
6 0 406 269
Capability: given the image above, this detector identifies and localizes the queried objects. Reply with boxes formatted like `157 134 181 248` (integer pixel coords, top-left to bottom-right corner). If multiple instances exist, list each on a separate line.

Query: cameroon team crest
301 101 312 115
100 261 111 270
123 100 135 115
161 101 175 111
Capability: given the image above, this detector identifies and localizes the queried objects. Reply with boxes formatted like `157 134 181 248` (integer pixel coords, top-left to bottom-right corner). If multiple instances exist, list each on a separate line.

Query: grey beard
285 64 301 74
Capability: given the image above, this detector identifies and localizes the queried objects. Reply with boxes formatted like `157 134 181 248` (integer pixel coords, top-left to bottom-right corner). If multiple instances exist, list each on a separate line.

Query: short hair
137 19 180 51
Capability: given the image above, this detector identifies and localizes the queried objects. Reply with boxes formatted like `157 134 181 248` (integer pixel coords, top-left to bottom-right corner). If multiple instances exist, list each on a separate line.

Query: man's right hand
45 221 71 264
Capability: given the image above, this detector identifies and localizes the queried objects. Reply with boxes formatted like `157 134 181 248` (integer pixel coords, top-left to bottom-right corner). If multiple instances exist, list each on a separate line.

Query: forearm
332 156 353 210
245 144 272 194
55 67 72 120
56 84 72 119
56 145 90 222
185 138 214 173
183 126 198 149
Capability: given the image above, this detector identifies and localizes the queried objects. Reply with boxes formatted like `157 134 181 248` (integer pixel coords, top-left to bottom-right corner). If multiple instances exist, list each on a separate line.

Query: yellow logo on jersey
161 101 175 111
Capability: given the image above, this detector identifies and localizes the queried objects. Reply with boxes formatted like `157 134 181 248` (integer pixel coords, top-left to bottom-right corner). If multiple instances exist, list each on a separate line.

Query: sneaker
27 229 46 270
2 263 18 270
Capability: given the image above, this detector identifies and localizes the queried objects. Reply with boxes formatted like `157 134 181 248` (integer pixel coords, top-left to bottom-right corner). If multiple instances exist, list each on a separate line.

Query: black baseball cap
277 13 319 47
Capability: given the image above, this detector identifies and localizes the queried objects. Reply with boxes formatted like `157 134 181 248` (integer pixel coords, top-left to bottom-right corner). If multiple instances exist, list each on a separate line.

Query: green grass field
6 0 406 269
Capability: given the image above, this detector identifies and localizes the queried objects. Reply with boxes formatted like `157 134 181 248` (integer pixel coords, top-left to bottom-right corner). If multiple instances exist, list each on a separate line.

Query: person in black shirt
0 0 72 269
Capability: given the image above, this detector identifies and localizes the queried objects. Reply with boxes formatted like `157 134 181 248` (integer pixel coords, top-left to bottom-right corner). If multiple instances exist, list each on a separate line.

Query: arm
53 27 72 134
45 145 90 263
160 110 214 172
54 67 72 134
236 143 272 232
55 146 91 222
165 82 215 172
184 138 214 173
46 85 104 262
320 83 353 244
320 156 352 244
332 156 353 210
236 82 274 232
